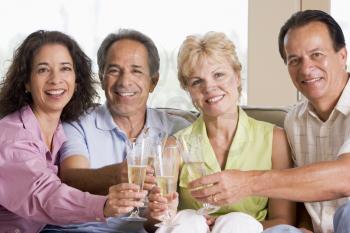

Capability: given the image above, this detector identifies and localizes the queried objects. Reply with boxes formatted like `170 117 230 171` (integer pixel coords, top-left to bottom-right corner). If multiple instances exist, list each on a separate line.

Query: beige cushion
158 106 288 128
242 106 287 128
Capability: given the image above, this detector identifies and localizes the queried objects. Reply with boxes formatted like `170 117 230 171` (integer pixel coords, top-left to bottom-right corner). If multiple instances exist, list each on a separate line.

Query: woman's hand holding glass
180 135 220 215
148 186 178 222
151 142 180 227
103 183 147 217
188 169 252 206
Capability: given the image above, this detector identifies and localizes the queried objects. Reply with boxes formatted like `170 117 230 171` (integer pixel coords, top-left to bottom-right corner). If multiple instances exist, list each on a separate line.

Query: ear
338 47 348 68
25 83 31 92
149 73 159 93
235 71 241 87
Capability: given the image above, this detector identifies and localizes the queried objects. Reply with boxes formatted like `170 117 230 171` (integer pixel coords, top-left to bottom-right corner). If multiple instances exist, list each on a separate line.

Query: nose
203 77 217 93
117 71 133 87
299 56 315 76
48 69 62 84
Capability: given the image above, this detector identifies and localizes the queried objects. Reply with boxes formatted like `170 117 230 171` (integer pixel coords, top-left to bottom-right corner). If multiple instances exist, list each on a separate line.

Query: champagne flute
142 127 167 208
180 135 220 215
121 141 149 222
153 143 180 227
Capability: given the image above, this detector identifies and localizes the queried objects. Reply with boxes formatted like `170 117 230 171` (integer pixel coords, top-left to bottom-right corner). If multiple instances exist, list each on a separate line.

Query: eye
190 79 202 86
132 69 143 75
106 67 120 76
311 52 324 60
214 72 224 79
37 67 49 74
287 58 299 67
62 66 73 72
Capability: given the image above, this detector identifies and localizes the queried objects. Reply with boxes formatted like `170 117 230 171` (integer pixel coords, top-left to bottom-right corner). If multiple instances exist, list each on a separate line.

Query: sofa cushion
158 106 288 128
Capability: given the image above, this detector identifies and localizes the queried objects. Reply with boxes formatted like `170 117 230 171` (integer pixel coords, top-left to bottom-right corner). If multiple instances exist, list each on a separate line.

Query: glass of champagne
180 135 220 215
121 141 149 222
142 127 167 208
153 142 180 227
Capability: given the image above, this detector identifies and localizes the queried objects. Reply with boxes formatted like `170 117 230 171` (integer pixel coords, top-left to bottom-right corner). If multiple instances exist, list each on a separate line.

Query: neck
32 109 61 151
203 108 239 141
113 111 147 139
311 74 348 121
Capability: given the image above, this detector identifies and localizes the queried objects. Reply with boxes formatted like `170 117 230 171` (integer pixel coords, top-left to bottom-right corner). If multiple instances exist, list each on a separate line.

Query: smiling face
284 21 348 105
26 43 76 117
186 56 240 118
102 39 157 118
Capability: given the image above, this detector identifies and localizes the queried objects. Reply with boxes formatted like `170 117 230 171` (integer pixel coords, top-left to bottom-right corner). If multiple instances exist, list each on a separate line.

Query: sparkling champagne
128 165 147 190
156 176 176 196
147 156 155 167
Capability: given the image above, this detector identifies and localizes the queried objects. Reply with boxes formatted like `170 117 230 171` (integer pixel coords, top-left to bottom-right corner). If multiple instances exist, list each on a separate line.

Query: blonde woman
149 32 296 233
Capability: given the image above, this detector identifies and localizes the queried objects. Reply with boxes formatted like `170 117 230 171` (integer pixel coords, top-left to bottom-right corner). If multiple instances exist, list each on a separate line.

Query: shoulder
63 105 100 129
242 109 275 133
149 108 196 134
0 111 36 144
0 119 41 162
285 101 308 125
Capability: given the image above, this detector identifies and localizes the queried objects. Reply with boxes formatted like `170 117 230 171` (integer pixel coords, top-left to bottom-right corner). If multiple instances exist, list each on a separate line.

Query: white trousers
156 209 263 233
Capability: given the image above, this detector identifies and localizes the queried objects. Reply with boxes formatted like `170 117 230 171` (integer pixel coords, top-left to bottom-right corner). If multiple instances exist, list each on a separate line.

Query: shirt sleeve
60 121 90 163
337 136 350 158
0 140 106 225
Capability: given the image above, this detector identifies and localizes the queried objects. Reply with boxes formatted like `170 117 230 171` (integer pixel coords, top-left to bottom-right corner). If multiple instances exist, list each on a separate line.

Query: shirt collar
20 105 66 152
96 102 151 134
95 103 118 131
189 107 247 172
297 76 350 119
335 77 350 115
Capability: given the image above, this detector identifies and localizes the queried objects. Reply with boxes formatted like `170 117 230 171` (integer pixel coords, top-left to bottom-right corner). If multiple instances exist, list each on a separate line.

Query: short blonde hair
177 31 242 93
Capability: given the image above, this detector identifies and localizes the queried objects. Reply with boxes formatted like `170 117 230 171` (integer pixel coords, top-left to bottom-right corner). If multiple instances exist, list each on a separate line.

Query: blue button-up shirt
60 103 192 167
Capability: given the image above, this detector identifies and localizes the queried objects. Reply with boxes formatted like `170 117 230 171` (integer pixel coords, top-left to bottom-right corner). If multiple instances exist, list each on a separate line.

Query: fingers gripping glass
121 141 149 222
154 143 180 227
180 135 220 215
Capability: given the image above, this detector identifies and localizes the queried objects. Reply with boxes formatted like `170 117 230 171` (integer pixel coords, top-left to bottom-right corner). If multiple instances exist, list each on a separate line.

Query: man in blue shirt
44 29 192 232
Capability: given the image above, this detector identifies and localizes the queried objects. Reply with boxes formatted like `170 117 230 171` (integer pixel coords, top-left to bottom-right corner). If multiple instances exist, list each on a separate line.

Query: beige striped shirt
285 79 350 233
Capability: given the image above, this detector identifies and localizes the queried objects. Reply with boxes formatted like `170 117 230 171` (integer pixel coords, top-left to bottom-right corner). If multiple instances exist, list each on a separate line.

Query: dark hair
0 30 98 121
278 10 346 63
97 29 160 83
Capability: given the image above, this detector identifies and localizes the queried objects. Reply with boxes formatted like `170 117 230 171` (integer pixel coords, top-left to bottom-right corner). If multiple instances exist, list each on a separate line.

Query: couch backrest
242 106 287 128
159 106 288 128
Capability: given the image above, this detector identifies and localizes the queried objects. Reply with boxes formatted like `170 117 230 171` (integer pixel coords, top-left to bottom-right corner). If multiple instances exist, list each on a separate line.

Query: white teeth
46 89 65 95
302 77 321 83
207 95 224 103
118 92 136 96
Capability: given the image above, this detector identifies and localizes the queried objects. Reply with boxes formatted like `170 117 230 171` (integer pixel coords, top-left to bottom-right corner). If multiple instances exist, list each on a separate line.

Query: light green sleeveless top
175 108 274 221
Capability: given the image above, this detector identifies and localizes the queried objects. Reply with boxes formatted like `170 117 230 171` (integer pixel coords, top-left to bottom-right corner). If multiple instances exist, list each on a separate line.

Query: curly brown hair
0 30 98 121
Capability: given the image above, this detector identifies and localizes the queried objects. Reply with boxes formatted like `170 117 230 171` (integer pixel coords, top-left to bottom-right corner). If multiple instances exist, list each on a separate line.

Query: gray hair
97 29 160 83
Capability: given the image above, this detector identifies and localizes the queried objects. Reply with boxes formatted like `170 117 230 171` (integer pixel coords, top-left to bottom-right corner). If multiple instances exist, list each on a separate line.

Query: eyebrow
35 62 73 66
105 64 120 70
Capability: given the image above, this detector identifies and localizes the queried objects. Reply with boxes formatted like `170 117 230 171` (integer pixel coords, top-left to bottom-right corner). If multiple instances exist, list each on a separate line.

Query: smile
206 95 224 104
45 89 65 96
116 91 136 97
301 77 322 84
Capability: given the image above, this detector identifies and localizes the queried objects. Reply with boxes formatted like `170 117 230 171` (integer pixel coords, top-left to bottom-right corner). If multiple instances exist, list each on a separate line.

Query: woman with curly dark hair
0 30 98 120
0 30 147 233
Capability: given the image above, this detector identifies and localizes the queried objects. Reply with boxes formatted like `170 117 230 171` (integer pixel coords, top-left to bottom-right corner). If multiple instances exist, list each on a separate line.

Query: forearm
60 163 123 195
251 158 350 202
